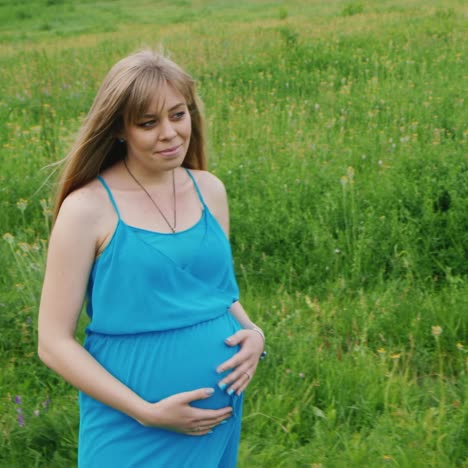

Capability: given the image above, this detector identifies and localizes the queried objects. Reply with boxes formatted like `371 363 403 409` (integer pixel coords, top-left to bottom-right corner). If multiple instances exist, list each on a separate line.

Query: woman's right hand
138 388 232 436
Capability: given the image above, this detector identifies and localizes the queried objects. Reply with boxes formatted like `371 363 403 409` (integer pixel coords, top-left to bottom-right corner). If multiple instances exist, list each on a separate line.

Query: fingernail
218 382 227 391
227 388 234 395
208 430 213 434
225 337 232 343
220 420 228 425
205 388 215 395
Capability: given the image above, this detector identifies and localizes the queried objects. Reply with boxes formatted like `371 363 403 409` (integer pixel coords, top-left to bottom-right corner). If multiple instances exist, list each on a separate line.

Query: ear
114 130 125 143
114 117 125 142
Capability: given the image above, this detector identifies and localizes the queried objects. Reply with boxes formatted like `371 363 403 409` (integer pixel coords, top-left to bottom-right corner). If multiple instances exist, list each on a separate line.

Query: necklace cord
123 159 177 233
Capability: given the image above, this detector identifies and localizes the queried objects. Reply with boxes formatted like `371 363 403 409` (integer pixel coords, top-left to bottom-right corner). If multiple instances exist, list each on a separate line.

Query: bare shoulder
189 170 227 197
40 180 112 331
188 170 230 235
57 179 108 227
53 179 116 254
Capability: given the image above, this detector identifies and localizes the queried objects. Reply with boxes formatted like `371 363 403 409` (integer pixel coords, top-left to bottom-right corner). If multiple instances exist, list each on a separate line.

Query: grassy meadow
1 0 467 466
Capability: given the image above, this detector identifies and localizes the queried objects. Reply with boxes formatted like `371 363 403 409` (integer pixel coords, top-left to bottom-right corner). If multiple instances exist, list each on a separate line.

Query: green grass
1 0 467 466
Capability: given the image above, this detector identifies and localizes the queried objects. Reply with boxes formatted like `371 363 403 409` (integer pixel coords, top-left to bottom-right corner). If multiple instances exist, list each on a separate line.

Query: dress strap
97 176 121 219
184 168 206 207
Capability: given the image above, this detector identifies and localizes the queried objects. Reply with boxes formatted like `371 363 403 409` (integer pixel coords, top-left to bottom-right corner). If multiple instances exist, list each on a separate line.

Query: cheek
131 132 155 148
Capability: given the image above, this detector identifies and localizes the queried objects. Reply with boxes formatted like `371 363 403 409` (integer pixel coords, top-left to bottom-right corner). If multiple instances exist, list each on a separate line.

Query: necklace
123 159 177 233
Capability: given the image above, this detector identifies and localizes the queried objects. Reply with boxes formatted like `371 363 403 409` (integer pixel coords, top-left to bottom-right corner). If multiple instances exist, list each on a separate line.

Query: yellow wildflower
16 199 28 212
3 233 14 244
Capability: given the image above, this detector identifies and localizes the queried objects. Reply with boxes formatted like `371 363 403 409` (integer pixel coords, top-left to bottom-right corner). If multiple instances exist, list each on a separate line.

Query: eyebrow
141 103 186 118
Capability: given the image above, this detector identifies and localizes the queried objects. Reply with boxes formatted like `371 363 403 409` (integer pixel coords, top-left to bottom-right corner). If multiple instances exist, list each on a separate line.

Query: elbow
37 341 50 366
37 333 75 370
37 322 59 366
37 337 56 368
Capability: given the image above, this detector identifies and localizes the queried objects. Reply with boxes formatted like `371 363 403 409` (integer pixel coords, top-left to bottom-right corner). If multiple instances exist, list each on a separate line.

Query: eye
171 111 186 120
138 120 157 128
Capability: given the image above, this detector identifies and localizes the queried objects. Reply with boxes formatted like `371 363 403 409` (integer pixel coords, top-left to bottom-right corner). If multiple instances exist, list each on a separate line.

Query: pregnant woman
38 49 265 467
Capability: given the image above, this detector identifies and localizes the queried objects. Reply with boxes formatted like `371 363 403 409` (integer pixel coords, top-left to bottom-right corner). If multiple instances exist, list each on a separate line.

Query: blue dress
78 169 243 467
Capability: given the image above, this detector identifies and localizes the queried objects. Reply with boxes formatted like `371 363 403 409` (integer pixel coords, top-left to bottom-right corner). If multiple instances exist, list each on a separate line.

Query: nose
159 118 177 140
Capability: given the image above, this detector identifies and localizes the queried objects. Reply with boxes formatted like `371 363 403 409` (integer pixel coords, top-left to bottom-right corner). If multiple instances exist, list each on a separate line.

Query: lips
157 144 181 156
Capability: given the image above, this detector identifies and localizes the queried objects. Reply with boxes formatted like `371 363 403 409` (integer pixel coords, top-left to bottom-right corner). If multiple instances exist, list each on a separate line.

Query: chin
161 152 187 168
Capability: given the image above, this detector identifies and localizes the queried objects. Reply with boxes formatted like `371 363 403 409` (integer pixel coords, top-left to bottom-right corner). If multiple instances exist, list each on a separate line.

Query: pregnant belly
84 312 241 410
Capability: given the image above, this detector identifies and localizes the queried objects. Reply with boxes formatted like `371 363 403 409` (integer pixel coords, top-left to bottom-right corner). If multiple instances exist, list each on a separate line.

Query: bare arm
38 190 148 420
228 301 263 331
196 171 265 395
38 187 231 434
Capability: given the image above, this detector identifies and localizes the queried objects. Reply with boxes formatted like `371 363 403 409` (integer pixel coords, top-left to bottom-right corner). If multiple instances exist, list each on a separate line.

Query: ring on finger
243 371 251 380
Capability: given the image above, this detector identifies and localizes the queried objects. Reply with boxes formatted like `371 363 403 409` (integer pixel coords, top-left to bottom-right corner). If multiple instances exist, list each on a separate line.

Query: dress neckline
121 208 206 236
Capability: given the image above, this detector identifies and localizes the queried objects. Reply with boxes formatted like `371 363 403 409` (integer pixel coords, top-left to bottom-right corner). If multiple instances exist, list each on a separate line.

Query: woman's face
122 83 192 174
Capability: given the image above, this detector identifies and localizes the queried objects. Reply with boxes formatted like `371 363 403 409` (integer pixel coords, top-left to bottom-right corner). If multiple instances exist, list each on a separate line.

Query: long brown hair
53 49 207 221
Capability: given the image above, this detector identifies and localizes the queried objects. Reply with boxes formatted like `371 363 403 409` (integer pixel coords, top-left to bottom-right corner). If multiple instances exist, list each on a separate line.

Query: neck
122 159 176 187
123 158 178 232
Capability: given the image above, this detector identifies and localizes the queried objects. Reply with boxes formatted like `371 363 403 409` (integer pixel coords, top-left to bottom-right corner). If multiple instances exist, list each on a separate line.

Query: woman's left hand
216 329 264 395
